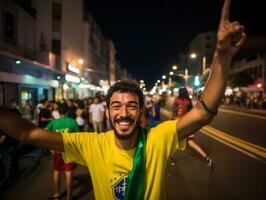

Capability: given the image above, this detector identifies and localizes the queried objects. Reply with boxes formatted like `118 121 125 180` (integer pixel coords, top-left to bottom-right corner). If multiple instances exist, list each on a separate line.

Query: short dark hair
58 103 68 115
106 80 144 109
178 87 189 99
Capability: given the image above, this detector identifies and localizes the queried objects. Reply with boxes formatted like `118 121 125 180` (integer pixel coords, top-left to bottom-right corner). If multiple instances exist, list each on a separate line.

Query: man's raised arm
0 107 64 152
177 0 246 140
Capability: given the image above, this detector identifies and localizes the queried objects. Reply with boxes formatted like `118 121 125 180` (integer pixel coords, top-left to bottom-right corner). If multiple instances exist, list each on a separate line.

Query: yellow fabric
62 120 186 200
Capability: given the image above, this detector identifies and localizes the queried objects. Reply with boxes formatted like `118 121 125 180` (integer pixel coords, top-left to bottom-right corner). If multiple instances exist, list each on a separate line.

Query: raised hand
216 0 246 55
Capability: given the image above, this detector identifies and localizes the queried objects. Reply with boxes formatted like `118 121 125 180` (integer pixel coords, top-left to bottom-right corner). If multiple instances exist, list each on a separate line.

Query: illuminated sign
67 64 80 74
65 74 80 83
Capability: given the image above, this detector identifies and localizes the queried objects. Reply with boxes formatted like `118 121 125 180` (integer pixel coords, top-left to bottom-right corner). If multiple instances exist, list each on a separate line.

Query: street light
168 71 174 87
78 58 84 65
190 53 197 59
190 52 206 75
172 65 177 70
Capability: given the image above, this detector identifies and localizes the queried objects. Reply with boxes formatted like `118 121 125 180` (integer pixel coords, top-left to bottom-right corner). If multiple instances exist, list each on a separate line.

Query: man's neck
115 130 139 150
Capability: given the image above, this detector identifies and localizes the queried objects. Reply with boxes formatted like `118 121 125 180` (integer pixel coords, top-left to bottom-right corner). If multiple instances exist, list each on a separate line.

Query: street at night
2 103 266 200
1 0 266 200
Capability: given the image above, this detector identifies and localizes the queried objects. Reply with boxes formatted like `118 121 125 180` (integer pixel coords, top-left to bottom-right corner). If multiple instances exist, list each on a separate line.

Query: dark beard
109 115 140 140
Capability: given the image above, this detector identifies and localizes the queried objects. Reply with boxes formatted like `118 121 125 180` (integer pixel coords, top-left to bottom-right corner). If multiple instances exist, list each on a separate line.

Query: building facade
0 0 60 107
188 31 216 75
0 0 124 108
232 53 266 95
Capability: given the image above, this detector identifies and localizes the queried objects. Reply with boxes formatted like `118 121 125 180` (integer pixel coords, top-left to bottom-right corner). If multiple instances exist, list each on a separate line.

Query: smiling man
0 0 246 199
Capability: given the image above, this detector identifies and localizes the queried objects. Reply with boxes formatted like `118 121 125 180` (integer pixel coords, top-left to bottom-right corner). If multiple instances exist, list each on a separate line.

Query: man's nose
120 106 129 117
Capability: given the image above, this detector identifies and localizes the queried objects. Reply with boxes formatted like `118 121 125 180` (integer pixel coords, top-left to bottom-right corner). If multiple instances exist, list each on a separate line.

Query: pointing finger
219 0 231 27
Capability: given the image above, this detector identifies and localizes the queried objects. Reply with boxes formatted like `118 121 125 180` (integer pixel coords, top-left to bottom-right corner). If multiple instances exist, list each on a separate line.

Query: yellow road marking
201 126 266 159
219 108 266 120
161 108 266 158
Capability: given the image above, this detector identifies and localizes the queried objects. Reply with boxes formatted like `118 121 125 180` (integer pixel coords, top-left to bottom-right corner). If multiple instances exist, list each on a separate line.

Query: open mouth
115 118 134 130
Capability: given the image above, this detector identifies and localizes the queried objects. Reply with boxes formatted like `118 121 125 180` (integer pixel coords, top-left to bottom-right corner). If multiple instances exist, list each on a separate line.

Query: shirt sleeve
62 132 89 166
148 120 186 158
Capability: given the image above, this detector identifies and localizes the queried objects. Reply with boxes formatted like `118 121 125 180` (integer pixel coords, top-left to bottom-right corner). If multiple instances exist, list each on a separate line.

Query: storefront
0 53 61 108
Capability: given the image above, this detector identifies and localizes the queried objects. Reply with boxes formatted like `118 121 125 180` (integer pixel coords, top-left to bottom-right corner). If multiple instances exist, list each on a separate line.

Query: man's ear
105 109 110 119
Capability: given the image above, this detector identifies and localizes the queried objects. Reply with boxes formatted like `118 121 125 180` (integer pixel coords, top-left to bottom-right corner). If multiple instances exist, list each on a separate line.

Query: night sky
86 0 266 89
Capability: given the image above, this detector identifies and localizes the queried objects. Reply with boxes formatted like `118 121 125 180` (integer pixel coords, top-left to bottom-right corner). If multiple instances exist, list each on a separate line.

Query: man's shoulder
148 120 177 132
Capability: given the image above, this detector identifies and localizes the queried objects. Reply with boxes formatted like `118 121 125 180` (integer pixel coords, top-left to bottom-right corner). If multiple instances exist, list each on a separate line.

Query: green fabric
46 116 80 133
124 127 147 200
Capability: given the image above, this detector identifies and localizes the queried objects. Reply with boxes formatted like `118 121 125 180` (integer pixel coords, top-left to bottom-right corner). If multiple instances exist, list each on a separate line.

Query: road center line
201 130 266 164
201 125 266 159
219 108 266 120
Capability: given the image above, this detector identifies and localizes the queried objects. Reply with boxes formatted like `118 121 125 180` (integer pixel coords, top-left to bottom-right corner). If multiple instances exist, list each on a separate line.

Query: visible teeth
118 121 130 125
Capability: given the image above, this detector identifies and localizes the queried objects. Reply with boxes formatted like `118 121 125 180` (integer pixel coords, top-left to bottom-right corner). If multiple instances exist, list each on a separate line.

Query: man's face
108 92 141 140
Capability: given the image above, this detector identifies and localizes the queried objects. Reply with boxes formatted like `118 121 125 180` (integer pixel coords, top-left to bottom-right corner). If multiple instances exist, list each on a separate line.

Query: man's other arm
176 0 246 140
0 107 64 152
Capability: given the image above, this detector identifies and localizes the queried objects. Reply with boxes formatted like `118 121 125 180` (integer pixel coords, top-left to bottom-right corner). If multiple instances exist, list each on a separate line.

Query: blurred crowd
223 92 266 109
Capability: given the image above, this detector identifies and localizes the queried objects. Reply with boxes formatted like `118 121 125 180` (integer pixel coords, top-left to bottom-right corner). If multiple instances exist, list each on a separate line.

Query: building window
3 9 16 41
52 3 62 20
52 39 61 55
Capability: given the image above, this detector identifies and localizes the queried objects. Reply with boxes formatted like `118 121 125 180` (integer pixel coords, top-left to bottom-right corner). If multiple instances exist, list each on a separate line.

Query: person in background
34 99 44 125
171 87 214 169
38 99 52 156
66 99 77 120
38 99 52 128
149 95 161 127
89 96 105 133
46 103 79 200
21 100 33 121
51 101 60 120
75 100 86 131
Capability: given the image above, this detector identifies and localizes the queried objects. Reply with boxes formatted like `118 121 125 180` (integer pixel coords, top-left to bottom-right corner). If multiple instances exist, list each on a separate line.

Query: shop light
16 60 21 64
67 64 80 74
65 74 80 83
256 83 262 88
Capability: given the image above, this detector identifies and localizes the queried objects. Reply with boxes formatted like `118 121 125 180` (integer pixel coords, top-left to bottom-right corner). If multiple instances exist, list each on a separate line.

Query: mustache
114 117 134 123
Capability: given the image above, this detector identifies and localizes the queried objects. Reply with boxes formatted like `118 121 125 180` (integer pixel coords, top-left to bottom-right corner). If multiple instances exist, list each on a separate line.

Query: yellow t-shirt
62 120 186 200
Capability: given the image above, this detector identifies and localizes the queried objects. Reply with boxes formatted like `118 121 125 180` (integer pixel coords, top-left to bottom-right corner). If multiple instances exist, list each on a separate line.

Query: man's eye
128 105 138 110
112 105 120 110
